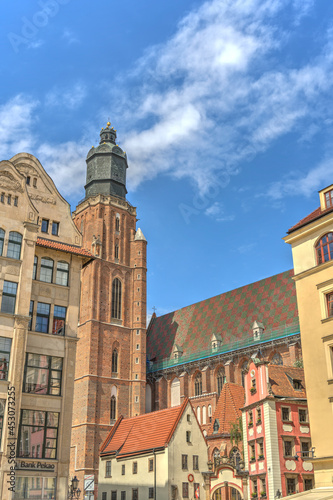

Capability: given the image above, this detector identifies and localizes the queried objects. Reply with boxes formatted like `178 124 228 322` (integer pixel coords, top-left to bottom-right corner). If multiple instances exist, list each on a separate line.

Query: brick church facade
70 123 147 494
70 123 305 498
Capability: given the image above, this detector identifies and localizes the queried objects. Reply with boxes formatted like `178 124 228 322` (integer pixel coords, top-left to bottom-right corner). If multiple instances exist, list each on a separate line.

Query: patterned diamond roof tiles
147 270 299 362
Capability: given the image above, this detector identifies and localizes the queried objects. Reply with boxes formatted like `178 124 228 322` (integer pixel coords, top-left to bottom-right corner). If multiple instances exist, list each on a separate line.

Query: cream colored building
98 399 208 500
0 153 91 499
284 184 333 491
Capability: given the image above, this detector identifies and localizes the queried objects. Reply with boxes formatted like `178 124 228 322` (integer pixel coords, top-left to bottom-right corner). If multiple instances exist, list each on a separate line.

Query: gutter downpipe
154 448 156 500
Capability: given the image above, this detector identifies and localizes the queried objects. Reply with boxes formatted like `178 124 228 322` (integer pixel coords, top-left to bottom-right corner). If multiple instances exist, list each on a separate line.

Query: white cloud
267 158 333 200
0 95 38 158
62 29 79 45
205 202 235 221
45 83 87 110
99 0 333 195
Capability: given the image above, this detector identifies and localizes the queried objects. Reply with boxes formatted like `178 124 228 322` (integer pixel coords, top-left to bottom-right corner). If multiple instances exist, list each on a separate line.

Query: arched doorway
212 485 242 500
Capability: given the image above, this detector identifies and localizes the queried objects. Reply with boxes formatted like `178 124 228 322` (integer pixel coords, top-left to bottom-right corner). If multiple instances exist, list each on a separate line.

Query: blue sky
2 0 333 318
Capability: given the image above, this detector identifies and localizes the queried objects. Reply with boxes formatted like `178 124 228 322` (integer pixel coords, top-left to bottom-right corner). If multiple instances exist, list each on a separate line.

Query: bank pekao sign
16 461 56 471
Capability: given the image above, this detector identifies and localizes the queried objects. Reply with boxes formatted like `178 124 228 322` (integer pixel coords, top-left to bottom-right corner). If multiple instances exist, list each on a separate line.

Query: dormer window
325 189 333 208
315 233 333 264
293 379 302 390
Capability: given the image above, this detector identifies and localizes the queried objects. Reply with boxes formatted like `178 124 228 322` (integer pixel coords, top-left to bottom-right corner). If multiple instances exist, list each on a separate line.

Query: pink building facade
242 361 314 499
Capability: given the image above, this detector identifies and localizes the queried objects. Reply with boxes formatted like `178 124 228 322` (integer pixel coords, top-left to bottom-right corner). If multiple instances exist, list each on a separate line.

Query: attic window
293 379 302 390
325 189 333 208
26 176 31 185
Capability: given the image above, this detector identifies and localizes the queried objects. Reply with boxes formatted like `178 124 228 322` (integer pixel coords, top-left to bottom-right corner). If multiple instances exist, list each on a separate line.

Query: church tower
70 123 147 498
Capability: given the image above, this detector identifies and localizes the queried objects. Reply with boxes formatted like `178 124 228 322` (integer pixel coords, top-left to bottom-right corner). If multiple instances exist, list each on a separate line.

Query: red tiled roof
208 383 245 435
268 365 306 399
147 270 299 362
287 205 333 233
36 237 93 257
100 399 189 458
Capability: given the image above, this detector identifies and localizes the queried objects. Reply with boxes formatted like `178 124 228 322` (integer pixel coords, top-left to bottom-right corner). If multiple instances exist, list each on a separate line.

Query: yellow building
0 153 92 499
284 184 333 490
98 399 208 500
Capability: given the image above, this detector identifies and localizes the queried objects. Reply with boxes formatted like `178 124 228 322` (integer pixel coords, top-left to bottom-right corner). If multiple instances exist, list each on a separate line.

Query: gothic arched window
316 233 333 264
115 243 119 260
217 369 225 395
111 278 122 319
115 217 120 232
110 395 116 422
194 373 202 396
112 349 118 373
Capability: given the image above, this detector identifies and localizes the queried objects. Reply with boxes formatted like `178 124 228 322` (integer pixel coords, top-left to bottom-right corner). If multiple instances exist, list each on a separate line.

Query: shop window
7 231 22 259
35 302 50 333
1 281 18 314
55 261 69 286
52 306 66 335
18 410 59 459
23 353 62 396
40 257 54 283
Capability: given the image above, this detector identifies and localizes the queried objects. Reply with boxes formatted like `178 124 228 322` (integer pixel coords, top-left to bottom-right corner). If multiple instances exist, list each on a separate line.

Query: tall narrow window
52 306 66 335
7 232 22 260
0 229 4 256
115 244 119 260
40 258 54 283
111 278 122 319
316 233 333 264
217 369 225 395
0 338 12 381
56 261 69 286
32 256 38 280
194 373 202 396
35 303 50 333
110 396 116 421
1 281 18 314
325 189 333 208
112 349 118 373
41 219 49 233
29 301 34 331
115 217 120 232
51 222 59 236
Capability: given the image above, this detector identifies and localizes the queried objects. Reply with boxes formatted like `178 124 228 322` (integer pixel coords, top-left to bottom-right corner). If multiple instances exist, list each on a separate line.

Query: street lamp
68 476 81 499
